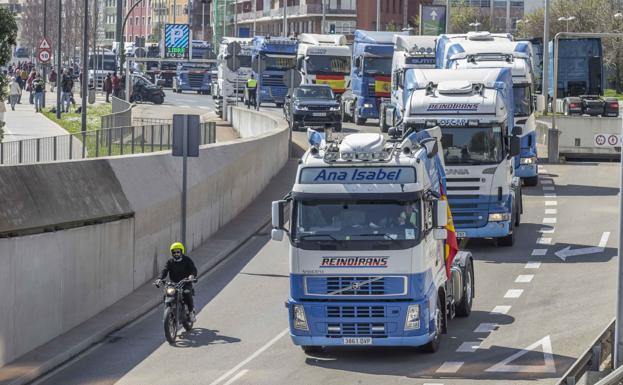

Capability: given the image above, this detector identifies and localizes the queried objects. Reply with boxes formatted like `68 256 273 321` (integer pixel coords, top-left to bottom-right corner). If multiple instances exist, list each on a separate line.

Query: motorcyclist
246 73 257 107
155 242 198 322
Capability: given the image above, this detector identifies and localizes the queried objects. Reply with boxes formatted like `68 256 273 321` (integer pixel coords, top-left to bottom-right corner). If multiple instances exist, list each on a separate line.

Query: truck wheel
524 175 538 187
497 216 515 247
455 262 473 317
301 346 323 354
423 297 442 353
334 123 342 132
355 109 367 125
379 108 388 133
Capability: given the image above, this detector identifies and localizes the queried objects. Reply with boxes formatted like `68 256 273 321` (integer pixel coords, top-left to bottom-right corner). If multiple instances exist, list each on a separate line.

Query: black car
130 74 165 104
284 85 341 131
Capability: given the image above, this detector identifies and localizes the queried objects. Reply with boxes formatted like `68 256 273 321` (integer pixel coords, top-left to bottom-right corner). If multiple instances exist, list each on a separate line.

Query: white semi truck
297 33 351 97
397 68 522 246
271 128 475 352
213 37 253 117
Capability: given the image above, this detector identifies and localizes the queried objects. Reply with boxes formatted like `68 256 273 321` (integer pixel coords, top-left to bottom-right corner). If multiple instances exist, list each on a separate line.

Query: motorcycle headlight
488 212 511 222
520 156 537 165
166 287 177 296
404 304 420 330
293 304 309 331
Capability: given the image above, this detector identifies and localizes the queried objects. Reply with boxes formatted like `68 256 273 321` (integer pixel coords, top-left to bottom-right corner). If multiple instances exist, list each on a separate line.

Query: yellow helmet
170 242 185 255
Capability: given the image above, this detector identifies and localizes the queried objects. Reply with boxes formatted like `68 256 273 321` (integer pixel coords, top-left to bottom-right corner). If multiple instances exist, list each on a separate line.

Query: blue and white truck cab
271 128 475 353
251 36 298 108
379 35 437 133
437 34 539 186
399 68 522 246
341 30 408 125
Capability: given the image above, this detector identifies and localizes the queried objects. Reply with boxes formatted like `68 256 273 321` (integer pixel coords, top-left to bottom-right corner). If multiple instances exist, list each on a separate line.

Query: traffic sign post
38 37 52 108
164 24 190 59
419 5 447 35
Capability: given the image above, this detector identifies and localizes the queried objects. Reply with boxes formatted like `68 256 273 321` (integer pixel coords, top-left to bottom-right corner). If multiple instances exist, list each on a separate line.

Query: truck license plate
343 337 372 345
312 112 326 117
456 231 467 238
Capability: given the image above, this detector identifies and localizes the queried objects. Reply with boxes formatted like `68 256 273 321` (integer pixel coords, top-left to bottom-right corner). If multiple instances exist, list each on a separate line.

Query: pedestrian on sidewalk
60 69 73 113
111 72 120 98
49 68 57 92
26 70 35 105
33 74 45 112
103 73 112 103
17 69 27 103
9 76 21 111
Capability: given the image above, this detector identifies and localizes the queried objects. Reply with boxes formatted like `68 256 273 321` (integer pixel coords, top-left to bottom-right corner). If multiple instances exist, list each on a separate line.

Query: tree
449 1 491 33
0 7 18 141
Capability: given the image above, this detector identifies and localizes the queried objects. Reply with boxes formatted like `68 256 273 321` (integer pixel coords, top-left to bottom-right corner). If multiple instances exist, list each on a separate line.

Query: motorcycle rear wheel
164 307 177 344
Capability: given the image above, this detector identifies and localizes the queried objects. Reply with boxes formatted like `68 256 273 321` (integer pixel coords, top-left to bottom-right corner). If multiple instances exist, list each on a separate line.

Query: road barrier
0 121 216 165
101 96 132 130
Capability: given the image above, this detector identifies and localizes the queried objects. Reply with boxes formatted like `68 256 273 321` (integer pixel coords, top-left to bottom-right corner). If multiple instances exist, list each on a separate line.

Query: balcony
236 4 355 22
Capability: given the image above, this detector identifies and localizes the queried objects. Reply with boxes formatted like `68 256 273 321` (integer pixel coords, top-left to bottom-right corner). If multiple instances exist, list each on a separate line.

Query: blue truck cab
251 36 298 107
173 63 212 94
341 30 408 125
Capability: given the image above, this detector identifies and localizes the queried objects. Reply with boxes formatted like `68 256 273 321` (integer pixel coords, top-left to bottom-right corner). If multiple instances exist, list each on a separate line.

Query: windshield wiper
298 233 339 242
356 233 399 241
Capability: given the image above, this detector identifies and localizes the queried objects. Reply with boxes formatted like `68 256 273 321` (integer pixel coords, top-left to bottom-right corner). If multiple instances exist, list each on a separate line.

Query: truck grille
326 322 386 337
261 75 285 87
305 276 406 296
188 73 205 88
326 305 385 318
447 194 489 227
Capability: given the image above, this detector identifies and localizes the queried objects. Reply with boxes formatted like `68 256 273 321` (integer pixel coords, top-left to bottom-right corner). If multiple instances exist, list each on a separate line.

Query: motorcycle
154 277 196 344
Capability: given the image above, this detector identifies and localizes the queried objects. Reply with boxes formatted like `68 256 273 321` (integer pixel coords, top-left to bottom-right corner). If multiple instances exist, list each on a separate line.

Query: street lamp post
42 0 46 108
81 0 88 134
56 0 62 119
469 21 482 31
558 16 576 32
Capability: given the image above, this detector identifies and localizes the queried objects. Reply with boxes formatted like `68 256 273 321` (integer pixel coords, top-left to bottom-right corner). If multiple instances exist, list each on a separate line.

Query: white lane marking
223 370 249 385
540 227 555 234
599 231 611 247
423 383 445 385
485 335 556 373
490 305 511 315
525 261 542 269
545 201 558 206
544 193 557 198
542 186 556 191
456 341 481 352
515 274 534 283
542 217 557 224
537 237 552 245
504 289 523 298
474 323 497 333
555 231 611 261
539 168 548 173
179 105 191 108
532 249 547 256
208 328 289 385
545 209 557 215
436 361 464 373
541 179 554 184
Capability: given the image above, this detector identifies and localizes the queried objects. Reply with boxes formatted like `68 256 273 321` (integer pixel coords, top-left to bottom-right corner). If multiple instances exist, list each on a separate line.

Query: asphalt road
133 88 216 120
33 104 620 385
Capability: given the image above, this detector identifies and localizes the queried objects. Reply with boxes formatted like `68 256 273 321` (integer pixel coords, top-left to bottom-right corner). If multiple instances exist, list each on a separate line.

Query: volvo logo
446 168 469 175
352 282 362 290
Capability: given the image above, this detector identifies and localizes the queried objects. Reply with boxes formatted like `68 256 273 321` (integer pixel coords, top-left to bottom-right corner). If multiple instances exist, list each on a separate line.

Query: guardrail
557 319 615 385
0 121 216 165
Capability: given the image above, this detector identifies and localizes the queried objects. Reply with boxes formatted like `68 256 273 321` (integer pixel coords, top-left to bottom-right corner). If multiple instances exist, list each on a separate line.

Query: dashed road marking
545 200 558 206
423 383 445 385
504 289 523 298
436 361 464 373
532 249 547 256
525 261 542 269
456 341 481 352
537 237 552 245
544 193 557 198
490 305 511 314
542 186 556 191
543 217 557 224
545 209 558 215
474 323 498 333
541 179 554 184
223 370 249 385
515 274 534 283
539 227 555 234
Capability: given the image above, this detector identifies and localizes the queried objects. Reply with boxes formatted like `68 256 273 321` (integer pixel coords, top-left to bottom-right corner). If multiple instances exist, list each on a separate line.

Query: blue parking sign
164 24 190 59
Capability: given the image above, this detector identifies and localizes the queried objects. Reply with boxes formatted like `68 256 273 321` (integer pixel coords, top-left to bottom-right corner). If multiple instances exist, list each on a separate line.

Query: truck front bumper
456 220 511 239
291 334 433 347
357 98 380 119
515 162 538 178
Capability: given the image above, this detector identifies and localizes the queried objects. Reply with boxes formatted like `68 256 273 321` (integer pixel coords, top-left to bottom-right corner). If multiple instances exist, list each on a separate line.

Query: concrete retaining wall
0 108 289 367
538 116 622 158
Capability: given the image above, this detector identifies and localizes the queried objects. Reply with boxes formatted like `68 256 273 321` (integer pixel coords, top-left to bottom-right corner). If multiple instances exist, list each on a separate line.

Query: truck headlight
488 212 511 222
293 304 309 331
363 103 373 108
520 156 537 165
404 304 420 330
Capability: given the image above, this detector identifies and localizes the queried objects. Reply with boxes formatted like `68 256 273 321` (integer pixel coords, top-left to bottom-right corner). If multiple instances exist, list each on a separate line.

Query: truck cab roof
354 30 408 45
298 33 347 46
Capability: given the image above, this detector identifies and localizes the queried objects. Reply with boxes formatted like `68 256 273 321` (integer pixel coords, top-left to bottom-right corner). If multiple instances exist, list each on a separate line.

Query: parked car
130 74 165 104
283 85 341 131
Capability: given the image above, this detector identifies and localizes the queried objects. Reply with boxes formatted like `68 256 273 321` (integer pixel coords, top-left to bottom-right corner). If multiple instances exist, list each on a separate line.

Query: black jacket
159 255 198 283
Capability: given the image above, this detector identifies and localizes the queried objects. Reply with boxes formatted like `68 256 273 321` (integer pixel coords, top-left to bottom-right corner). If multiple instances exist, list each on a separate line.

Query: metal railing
0 121 216 166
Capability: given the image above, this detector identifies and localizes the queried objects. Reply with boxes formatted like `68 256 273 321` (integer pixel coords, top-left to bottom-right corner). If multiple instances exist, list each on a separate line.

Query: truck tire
379 107 388 133
455 262 474 317
497 214 515 247
334 123 342 132
524 175 538 187
354 108 366 126
423 296 442 353
301 346 323 354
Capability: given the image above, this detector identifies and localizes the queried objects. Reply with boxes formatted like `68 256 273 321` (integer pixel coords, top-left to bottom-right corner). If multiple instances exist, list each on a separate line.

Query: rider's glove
154 279 163 287
188 275 196 282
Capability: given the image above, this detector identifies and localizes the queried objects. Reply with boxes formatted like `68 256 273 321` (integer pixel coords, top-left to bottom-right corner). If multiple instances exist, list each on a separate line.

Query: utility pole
42 0 47 108
202 1 205 40
252 0 256 35
542 0 550 114
234 0 237 37
56 0 62 119
506 0 511 33
116 0 123 49
321 0 325 34
376 0 380 31
223 0 226 37
403 0 408 29
82 0 88 134
283 0 287 37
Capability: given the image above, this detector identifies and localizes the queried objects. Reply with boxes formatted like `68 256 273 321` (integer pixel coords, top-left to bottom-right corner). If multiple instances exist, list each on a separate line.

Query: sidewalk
2 100 68 143
0 159 297 385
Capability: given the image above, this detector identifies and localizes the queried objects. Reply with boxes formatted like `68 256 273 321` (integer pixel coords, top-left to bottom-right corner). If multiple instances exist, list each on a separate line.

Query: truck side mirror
509 136 520 157
433 199 448 228
271 200 290 241
433 228 447 240
354 57 361 72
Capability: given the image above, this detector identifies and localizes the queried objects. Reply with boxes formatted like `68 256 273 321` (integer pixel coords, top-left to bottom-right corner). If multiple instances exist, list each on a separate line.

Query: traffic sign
39 37 52 50
594 133 621 147
38 50 51 64
420 5 447 36
164 24 190 59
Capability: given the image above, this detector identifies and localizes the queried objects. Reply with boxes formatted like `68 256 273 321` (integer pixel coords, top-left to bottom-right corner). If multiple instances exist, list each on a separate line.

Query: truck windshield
227 55 252 71
264 55 296 71
306 55 350 75
513 84 532 117
88 56 116 71
293 200 422 250
363 57 392 75
441 126 504 165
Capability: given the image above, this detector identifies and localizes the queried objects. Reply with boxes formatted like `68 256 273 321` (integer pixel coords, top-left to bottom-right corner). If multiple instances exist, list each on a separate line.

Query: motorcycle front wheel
182 305 194 332
164 307 177 344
